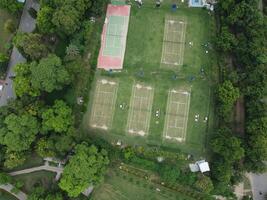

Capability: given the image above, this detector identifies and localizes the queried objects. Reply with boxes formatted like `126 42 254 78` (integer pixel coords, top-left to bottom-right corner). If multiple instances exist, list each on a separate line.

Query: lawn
84 1 218 157
0 190 17 200
13 171 56 194
90 168 194 200
0 8 17 53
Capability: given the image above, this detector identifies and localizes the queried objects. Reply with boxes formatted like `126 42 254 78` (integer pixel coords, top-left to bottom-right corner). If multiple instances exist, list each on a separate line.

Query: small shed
189 160 210 173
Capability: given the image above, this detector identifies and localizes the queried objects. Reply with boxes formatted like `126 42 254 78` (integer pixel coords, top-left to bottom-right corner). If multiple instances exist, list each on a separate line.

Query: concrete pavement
0 0 39 106
249 172 267 200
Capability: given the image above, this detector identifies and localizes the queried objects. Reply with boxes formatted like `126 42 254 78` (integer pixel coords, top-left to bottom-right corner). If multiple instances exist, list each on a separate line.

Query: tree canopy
0 0 23 13
41 100 73 133
211 128 244 163
216 80 240 118
30 54 70 93
0 113 39 152
13 33 49 60
59 143 109 197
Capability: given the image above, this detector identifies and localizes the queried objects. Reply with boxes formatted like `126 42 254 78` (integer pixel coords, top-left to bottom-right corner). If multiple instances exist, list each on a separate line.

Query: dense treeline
210 0 267 196
0 0 109 198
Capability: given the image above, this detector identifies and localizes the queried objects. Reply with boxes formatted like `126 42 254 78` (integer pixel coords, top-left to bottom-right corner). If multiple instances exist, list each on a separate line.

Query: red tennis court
97 4 131 70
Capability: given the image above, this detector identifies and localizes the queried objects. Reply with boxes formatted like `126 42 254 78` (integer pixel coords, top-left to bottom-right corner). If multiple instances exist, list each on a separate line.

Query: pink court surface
97 4 131 70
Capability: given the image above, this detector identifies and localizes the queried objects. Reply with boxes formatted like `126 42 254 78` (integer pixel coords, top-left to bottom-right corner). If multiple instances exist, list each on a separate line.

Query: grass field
13 171 56 193
84 0 218 156
0 9 17 53
90 169 194 200
0 190 17 200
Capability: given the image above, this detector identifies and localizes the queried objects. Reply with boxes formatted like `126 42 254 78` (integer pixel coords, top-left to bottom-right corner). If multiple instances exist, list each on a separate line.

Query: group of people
134 0 162 8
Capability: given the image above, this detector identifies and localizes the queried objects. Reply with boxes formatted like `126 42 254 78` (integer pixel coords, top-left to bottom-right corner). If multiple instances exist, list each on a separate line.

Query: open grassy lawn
13 171 56 194
84 1 218 156
0 190 17 200
0 9 17 53
90 169 193 200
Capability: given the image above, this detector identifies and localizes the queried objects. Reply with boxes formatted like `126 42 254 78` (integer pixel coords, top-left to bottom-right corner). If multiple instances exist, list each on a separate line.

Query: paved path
0 0 40 106
9 162 63 181
0 184 27 200
248 172 267 200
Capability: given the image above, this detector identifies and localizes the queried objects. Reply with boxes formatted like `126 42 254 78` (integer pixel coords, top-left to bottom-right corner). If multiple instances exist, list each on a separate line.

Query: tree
37 6 56 34
65 44 80 61
194 175 214 194
41 100 73 133
0 113 39 152
216 80 240 118
13 33 49 60
4 150 26 169
0 53 8 63
0 172 12 184
0 0 23 13
211 159 232 184
14 63 40 97
4 19 16 33
28 187 63 200
216 26 237 52
52 5 81 35
30 54 70 93
51 0 92 35
36 138 56 158
211 128 244 162
59 143 109 197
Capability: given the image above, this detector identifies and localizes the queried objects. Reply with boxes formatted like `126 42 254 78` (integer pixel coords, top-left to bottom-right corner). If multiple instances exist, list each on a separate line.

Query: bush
4 19 16 33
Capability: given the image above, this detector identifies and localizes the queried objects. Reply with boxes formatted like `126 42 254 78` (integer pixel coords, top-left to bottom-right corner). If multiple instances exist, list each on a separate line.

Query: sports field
85 1 217 156
161 15 187 69
90 169 194 200
97 4 130 70
127 84 154 136
163 89 191 142
89 79 118 130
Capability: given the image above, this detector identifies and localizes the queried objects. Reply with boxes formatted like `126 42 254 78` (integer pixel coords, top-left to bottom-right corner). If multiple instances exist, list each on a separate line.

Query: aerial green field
90 169 194 200
0 8 17 53
0 190 17 200
84 0 218 156
13 171 56 193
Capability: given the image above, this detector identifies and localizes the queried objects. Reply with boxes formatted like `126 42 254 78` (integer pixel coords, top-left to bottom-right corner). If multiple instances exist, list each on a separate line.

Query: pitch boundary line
126 84 154 136
90 79 118 130
161 18 187 67
163 90 190 142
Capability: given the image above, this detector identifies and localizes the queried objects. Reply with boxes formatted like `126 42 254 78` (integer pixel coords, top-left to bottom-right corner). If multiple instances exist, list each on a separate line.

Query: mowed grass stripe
127 84 154 136
90 79 118 130
163 90 190 142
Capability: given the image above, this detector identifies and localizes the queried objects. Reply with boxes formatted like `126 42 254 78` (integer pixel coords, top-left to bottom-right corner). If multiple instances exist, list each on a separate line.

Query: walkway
0 0 40 106
9 161 63 181
0 184 27 200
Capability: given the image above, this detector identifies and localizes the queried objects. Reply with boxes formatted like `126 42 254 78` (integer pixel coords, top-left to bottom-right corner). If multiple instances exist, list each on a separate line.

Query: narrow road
0 184 27 200
0 0 40 106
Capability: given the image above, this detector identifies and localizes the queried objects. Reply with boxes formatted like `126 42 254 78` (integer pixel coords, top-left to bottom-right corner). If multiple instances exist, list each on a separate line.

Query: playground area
86 1 217 156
